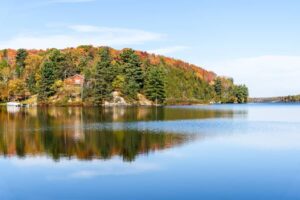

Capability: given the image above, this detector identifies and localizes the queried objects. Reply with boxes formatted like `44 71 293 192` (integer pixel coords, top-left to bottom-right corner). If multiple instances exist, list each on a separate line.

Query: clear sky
1 0 300 97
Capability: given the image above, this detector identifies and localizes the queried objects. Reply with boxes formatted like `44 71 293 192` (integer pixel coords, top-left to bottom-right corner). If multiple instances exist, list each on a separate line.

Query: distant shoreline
249 95 300 103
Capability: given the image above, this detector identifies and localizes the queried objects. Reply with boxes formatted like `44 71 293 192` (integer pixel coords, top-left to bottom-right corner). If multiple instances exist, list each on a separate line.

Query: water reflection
0 106 246 161
0 106 242 122
0 128 192 162
1 105 300 200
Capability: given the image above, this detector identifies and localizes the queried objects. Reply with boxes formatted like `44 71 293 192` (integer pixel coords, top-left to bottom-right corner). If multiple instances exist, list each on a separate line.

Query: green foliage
38 61 56 101
47 49 66 80
163 63 213 102
0 60 8 69
26 73 37 94
63 51 80 77
233 84 249 103
112 75 125 91
144 66 166 104
15 49 28 78
123 78 140 99
213 77 249 103
0 46 249 105
120 49 144 91
93 47 114 105
214 78 222 97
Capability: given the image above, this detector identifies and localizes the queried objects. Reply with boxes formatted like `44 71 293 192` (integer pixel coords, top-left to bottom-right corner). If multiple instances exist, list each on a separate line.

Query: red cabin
64 74 85 86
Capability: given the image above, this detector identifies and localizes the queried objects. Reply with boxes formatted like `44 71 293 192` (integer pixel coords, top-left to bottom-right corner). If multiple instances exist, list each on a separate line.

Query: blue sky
1 0 300 97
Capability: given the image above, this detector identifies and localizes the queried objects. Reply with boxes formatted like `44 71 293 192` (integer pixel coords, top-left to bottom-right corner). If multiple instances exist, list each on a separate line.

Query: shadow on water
0 106 246 161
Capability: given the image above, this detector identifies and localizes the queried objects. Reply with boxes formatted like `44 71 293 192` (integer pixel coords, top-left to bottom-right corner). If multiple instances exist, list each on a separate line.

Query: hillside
0 46 248 105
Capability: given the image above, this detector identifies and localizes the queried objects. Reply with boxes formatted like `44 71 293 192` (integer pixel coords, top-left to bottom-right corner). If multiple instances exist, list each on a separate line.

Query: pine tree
47 49 65 80
94 47 114 105
144 67 166 104
15 49 28 78
27 72 37 94
38 62 56 101
214 78 222 97
120 49 144 89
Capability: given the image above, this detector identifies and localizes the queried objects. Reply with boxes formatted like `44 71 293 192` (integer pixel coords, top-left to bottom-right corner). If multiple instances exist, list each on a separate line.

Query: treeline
0 46 248 105
213 77 249 103
282 95 300 102
249 95 300 103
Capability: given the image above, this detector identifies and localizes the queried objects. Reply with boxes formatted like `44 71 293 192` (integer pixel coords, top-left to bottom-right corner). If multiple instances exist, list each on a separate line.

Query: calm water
1 104 300 199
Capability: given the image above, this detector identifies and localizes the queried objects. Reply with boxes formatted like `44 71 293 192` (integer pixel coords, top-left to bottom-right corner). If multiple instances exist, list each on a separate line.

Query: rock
137 93 153 106
104 91 128 106
103 92 153 106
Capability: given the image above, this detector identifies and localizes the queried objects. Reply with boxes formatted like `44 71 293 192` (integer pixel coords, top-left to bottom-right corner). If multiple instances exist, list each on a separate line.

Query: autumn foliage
0 46 247 104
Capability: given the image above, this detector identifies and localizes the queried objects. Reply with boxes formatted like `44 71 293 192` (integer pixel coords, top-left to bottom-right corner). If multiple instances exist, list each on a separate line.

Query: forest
0 46 248 105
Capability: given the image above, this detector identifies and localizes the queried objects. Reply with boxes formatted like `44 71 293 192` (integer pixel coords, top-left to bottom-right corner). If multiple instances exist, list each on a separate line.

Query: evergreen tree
94 47 114 105
214 78 222 97
27 72 37 94
15 49 28 78
144 67 166 104
38 62 56 101
120 49 144 90
47 49 65 80
123 78 140 99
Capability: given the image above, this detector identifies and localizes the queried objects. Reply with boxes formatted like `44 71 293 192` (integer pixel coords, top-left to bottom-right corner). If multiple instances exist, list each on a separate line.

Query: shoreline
4 101 298 108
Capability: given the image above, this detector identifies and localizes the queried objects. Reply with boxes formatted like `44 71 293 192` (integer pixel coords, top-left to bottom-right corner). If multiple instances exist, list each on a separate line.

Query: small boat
7 102 21 107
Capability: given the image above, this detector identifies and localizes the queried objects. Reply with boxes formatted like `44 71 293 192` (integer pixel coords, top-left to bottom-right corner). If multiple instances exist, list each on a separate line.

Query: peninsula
0 46 248 106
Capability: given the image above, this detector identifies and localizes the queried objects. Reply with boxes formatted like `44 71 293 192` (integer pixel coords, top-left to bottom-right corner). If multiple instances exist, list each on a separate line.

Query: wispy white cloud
148 46 188 55
206 55 300 97
48 0 95 3
69 25 164 40
69 25 102 32
0 25 164 49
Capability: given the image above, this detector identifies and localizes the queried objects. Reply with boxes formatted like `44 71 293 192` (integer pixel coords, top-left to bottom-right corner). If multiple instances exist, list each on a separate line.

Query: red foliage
1 46 217 83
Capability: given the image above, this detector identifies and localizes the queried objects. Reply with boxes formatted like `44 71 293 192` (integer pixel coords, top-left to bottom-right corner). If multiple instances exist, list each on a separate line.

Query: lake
0 104 300 200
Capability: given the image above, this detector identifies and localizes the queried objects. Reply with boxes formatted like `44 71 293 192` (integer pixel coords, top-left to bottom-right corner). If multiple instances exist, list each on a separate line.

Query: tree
123 78 140 99
0 66 10 84
94 47 114 105
38 61 56 101
62 51 81 78
112 75 125 91
214 78 222 97
26 72 37 94
8 79 26 100
15 49 28 78
0 60 8 69
119 49 144 93
144 67 166 104
47 49 66 80
234 84 249 103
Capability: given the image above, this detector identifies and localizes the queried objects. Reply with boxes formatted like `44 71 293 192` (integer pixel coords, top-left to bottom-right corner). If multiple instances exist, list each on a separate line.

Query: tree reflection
0 106 241 161
0 107 196 161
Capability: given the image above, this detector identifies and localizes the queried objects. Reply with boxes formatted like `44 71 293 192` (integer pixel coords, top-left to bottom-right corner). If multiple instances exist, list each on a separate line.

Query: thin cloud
206 55 300 97
148 46 189 55
48 0 95 3
0 25 164 49
69 25 164 38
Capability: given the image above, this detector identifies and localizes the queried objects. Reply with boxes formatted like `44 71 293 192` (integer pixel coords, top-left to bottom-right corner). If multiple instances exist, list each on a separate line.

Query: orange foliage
0 46 217 83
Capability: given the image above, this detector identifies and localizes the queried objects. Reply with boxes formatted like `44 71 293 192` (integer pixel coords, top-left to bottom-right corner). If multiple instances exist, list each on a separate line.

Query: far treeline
0 46 249 105
250 95 300 103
